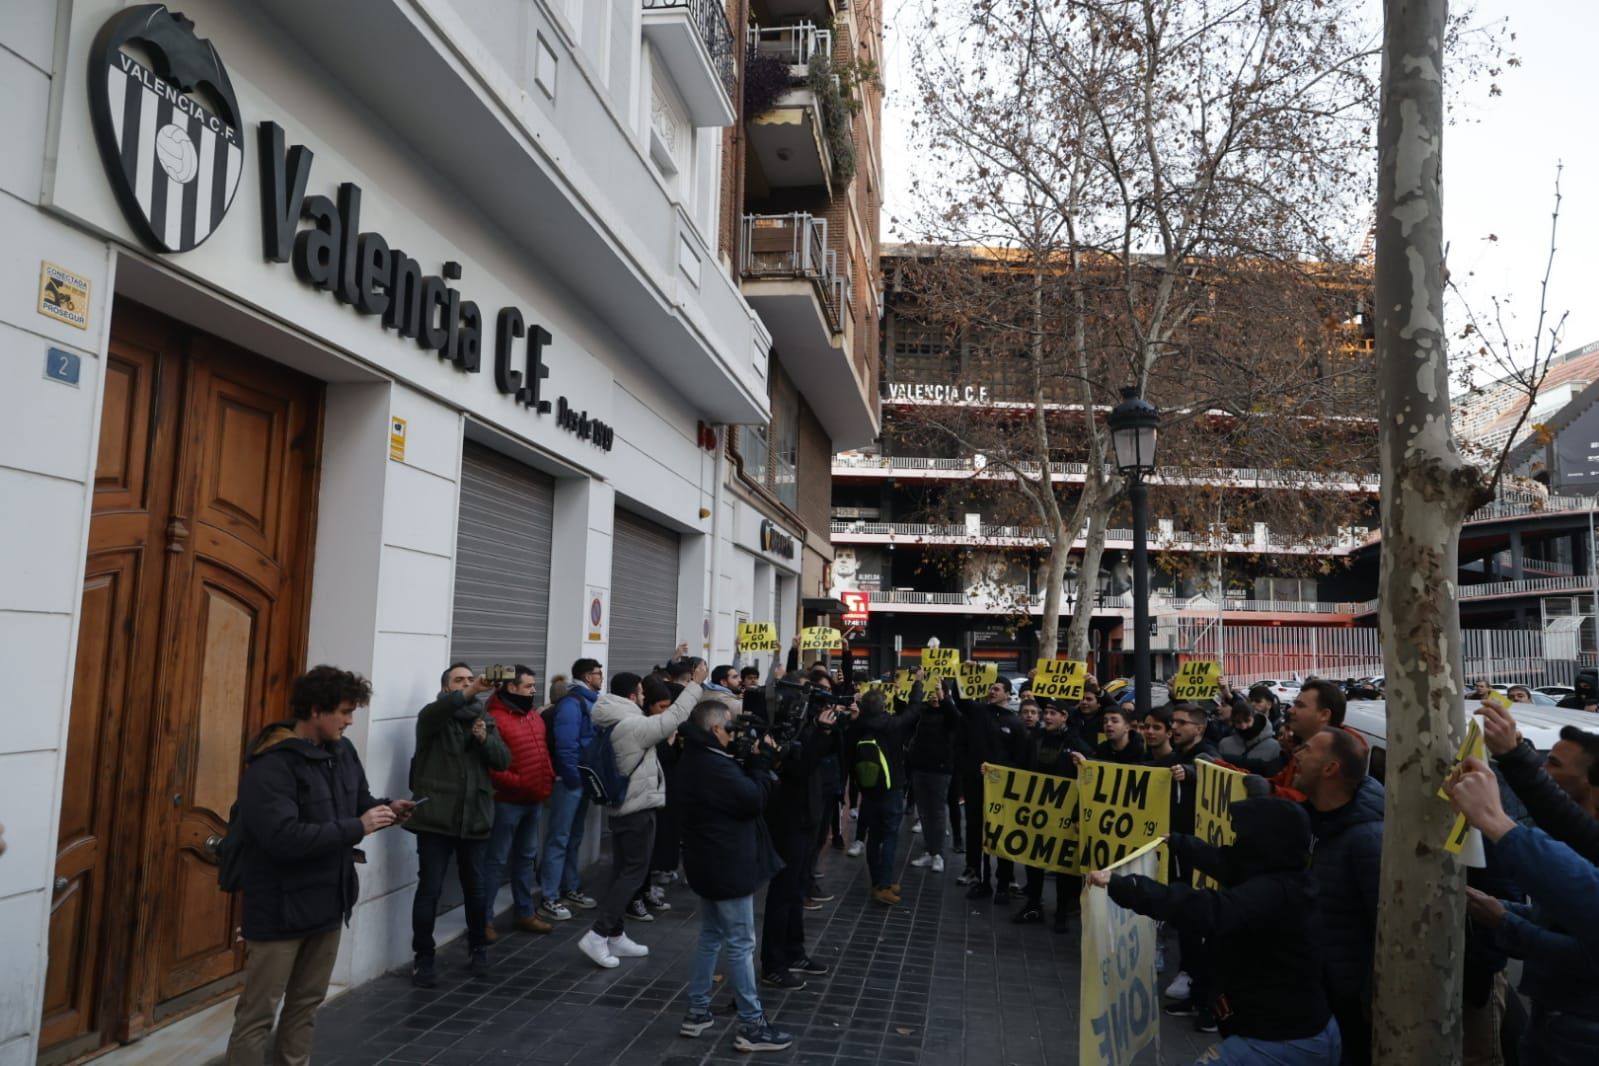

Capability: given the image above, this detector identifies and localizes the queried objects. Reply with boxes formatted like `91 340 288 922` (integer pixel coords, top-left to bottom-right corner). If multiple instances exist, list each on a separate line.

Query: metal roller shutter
608 508 681 675
450 441 554 683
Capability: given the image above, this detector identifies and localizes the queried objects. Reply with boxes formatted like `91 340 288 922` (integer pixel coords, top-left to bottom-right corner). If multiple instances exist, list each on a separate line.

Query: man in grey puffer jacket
577 662 706 968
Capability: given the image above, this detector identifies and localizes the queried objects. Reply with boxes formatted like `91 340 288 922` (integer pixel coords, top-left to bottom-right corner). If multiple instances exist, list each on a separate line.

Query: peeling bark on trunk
1371 2 1483 1062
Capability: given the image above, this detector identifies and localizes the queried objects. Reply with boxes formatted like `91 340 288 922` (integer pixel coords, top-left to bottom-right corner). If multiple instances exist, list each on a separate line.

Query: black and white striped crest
88 6 244 255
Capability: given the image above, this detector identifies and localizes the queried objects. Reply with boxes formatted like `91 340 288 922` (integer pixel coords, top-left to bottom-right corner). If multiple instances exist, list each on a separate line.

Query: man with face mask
483 665 556 941
1088 798 1340 1063
1556 669 1599 711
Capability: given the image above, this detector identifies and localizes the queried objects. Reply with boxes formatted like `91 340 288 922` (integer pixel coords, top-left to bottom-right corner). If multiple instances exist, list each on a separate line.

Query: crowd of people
213 643 1599 1066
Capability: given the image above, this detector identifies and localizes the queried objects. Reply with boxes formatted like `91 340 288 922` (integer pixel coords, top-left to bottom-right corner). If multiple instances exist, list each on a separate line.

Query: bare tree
898 0 1381 659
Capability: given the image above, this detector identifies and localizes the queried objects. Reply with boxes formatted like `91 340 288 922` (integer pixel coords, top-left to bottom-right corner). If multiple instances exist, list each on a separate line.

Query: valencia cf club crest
88 5 243 254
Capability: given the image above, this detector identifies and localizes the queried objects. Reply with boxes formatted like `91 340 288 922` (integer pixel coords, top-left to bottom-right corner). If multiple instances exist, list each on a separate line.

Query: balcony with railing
749 21 832 71
744 19 836 192
643 0 738 127
831 453 1379 493
857 587 1362 618
829 519 1365 555
741 212 875 447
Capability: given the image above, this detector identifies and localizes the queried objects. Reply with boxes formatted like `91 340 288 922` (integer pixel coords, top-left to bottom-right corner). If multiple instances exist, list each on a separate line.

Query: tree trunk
1036 518 1072 659
1065 481 1113 664
1371 2 1482 1062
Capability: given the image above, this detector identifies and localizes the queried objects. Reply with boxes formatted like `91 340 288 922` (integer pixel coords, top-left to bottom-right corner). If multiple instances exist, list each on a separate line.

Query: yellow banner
1032 659 1087 701
959 661 999 697
1442 718 1487 854
1080 838 1164 1065
922 647 960 678
800 626 842 652
1078 762 1171 875
736 621 780 652
1192 761 1250 889
981 766 1080 873
1171 660 1221 701
893 669 914 702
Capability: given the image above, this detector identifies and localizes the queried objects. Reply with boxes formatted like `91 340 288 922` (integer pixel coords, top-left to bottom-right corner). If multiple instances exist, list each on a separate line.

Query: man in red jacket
483 664 557 937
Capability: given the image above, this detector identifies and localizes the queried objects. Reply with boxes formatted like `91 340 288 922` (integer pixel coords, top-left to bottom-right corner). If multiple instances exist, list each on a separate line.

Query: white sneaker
1165 971 1191 1000
578 930 618 969
849 808 859 820
911 821 923 834
608 933 649 958
931 855 945 873
846 841 865 858
911 853 934 868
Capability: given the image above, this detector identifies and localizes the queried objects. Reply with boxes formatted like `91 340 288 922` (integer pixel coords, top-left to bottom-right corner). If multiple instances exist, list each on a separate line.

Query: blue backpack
579 725 637 807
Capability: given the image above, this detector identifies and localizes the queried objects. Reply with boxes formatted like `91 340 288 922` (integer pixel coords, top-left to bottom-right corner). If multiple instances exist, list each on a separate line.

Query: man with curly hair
225 665 415 1066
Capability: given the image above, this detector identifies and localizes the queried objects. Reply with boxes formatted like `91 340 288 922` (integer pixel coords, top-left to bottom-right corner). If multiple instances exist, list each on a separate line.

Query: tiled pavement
308 831 1212 1066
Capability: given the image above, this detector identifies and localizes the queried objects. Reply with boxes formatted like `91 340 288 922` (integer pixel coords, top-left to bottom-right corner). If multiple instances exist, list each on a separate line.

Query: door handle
54 877 68 893
204 835 224 854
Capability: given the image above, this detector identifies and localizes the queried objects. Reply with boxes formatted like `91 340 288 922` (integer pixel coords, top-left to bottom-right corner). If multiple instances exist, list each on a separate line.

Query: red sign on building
841 590 870 625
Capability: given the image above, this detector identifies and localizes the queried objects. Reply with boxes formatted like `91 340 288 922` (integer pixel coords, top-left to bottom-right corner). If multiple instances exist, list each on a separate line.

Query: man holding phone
405 663 510 988
224 665 412 1066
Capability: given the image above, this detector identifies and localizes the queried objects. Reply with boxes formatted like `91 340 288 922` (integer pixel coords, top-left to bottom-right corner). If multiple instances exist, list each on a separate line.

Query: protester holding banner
1014 702 1081 931
1070 705 1146 768
907 678 961 875
955 678 1027 900
1088 798 1341 1064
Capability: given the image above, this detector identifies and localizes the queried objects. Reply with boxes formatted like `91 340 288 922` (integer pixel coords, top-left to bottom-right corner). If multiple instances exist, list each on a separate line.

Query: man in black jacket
908 680 961 875
957 679 1028 900
1089 798 1341 1062
1294 726 1383 1065
759 698 840 987
676 701 794 1054
225 666 415 1066
1014 702 1081 931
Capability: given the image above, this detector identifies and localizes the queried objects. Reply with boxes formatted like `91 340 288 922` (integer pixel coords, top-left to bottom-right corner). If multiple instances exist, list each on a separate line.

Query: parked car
1250 678 1301 703
1534 685 1576 700
1342 699 1596 783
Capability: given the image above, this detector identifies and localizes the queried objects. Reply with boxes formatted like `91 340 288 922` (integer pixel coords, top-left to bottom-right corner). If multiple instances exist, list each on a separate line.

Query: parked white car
1342 699 1598 782
1249 678 1301 703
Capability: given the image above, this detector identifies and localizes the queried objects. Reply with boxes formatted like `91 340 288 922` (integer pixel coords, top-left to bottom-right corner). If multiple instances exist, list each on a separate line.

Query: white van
1342 698 1599 782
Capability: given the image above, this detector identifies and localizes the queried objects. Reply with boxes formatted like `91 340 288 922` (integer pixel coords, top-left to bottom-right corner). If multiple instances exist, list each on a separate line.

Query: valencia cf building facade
0 1 873 1059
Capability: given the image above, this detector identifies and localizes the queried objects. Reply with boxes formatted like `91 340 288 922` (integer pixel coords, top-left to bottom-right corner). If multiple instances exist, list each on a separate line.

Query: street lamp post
1108 386 1160 719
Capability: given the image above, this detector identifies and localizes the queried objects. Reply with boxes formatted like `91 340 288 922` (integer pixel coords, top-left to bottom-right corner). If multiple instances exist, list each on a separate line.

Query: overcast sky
879 0 1598 375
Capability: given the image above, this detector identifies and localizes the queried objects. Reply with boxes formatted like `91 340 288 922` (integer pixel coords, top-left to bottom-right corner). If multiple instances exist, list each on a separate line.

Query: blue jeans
1196 1016 1340 1065
540 781 588 899
688 895 763 1025
485 801 542 918
1521 1004 1599 1066
861 787 906 889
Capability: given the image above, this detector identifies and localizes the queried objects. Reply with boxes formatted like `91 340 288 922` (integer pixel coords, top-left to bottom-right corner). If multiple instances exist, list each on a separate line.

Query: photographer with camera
758 677 843 988
848 675 931 906
676 700 794 1053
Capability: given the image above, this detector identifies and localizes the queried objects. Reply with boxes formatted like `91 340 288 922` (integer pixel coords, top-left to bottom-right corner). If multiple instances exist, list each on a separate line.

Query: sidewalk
306 830 1211 1065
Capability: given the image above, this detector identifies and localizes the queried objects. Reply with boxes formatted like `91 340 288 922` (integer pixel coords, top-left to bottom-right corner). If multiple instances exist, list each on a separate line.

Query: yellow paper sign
981 766 1079 872
959 661 999 696
922 647 960 677
1080 838 1163 1065
1172 660 1221 701
1032 659 1088 701
1077 762 1171 875
801 626 842 652
736 621 780 652
1441 718 1487 855
894 669 914 701
1192 761 1250 889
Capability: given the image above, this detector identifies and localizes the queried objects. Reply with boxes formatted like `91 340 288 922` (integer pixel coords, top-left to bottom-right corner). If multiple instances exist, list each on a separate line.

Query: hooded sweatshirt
1109 798 1331 1042
589 682 701 817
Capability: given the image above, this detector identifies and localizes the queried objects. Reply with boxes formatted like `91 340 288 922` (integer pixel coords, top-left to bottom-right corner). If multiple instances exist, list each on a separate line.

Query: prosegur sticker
38 262 91 330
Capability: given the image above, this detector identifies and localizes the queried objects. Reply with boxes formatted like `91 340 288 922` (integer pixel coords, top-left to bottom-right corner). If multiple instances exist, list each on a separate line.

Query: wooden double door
41 300 323 1059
